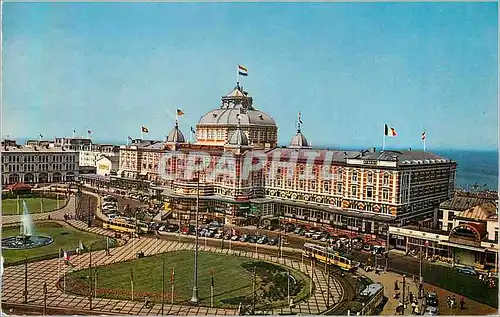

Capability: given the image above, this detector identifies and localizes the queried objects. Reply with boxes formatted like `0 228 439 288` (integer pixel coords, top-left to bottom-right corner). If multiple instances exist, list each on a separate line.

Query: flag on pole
141 126 149 133
238 65 248 76
176 109 185 116
88 130 92 135
211 275 214 288
190 127 196 133
63 250 70 261
39 133 43 138
78 240 87 252
170 267 175 283
298 111 303 124
421 131 426 141
384 124 397 137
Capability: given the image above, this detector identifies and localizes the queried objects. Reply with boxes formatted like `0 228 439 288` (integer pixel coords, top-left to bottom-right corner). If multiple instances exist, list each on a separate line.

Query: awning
440 241 485 252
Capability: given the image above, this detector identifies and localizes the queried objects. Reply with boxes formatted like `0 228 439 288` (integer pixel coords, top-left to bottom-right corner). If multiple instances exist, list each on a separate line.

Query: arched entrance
8 174 19 184
24 173 35 183
52 172 62 183
39 173 48 183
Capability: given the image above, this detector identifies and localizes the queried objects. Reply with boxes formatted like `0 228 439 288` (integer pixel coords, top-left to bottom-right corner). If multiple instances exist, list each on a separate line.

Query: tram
303 242 360 271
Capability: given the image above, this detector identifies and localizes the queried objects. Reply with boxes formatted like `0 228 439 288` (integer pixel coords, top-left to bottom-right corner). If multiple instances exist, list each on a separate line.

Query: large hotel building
83 83 457 238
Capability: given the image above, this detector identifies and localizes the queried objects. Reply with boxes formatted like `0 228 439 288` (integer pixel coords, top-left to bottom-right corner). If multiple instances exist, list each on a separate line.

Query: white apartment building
1 139 79 185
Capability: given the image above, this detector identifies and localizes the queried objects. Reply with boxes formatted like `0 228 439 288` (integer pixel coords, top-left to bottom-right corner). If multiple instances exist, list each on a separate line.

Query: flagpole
423 134 426 152
236 66 239 84
141 130 144 140
171 267 175 304
382 124 386 151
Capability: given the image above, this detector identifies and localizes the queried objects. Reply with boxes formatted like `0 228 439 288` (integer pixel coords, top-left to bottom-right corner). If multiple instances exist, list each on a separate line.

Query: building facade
1 139 79 185
389 192 498 271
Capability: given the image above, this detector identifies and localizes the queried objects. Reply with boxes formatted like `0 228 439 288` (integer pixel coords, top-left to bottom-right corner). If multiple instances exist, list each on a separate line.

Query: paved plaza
2 219 344 315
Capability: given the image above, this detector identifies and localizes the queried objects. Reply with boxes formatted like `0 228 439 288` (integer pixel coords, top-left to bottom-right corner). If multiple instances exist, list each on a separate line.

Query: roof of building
440 195 495 211
6 182 33 191
228 127 249 146
2 144 78 153
265 147 453 166
197 85 276 127
98 155 120 164
458 202 498 221
166 122 186 143
289 129 310 149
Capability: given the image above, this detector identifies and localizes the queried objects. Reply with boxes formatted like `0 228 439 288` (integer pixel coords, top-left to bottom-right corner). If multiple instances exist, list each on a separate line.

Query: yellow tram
303 243 360 271
103 217 149 234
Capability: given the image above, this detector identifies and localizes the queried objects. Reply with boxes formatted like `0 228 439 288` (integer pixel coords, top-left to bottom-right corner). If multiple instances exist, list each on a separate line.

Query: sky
2 2 498 151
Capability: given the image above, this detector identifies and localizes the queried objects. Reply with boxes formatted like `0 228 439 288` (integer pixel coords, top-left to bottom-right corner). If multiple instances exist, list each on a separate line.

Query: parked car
294 227 303 234
363 244 372 252
284 224 295 233
231 235 239 241
214 233 222 239
305 231 315 238
423 306 439 315
257 236 268 244
239 234 249 242
425 292 439 307
312 233 322 240
268 238 278 245
456 266 478 275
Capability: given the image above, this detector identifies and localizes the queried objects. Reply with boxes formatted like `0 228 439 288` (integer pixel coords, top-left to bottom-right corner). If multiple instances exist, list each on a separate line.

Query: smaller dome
289 130 310 148
228 128 249 146
167 123 186 143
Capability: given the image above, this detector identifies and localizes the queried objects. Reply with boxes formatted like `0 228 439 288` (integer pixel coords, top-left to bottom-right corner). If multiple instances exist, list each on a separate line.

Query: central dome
196 84 278 148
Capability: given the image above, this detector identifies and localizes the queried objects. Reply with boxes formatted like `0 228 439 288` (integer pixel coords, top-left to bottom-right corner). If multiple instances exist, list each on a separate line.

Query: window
299 180 305 190
351 185 357 197
383 173 390 186
352 170 358 182
310 180 316 191
337 183 342 195
382 189 389 201
366 187 373 199
323 181 330 192
367 172 373 185
337 168 342 181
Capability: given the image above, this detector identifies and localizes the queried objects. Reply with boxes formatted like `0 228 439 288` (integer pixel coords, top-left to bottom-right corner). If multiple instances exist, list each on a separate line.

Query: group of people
479 271 496 289
446 295 466 310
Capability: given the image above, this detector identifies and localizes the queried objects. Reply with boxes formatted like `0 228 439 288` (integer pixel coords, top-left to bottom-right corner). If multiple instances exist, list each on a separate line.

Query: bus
103 217 149 234
303 243 360 271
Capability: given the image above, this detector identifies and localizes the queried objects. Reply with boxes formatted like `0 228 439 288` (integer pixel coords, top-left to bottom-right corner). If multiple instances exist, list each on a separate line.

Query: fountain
1 201 54 249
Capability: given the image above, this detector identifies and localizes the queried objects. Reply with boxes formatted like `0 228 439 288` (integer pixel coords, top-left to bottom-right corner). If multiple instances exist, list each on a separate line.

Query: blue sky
2 2 498 150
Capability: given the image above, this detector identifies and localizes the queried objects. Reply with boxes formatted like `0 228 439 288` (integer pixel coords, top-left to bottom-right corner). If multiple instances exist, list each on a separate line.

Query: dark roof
440 195 495 211
6 182 32 191
101 155 120 164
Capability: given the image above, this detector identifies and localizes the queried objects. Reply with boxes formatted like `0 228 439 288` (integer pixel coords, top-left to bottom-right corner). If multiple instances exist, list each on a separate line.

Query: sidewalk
360 270 498 316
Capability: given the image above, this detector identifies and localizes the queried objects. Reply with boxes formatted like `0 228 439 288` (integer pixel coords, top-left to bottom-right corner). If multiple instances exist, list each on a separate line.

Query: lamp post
190 172 200 305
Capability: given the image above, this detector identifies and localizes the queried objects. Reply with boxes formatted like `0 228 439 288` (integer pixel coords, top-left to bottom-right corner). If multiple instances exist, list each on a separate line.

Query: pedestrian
411 301 416 314
409 292 413 303
460 297 465 310
447 296 451 308
414 306 420 315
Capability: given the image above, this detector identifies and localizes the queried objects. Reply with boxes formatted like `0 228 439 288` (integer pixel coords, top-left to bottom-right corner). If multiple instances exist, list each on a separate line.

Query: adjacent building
96 155 120 176
389 192 498 271
1 139 79 185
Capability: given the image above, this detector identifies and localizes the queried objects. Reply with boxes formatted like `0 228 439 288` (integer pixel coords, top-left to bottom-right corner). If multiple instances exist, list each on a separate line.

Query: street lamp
190 172 200 305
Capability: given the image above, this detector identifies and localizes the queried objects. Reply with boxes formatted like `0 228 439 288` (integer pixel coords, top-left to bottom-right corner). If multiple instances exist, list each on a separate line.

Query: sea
9 138 500 191
434 149 498 191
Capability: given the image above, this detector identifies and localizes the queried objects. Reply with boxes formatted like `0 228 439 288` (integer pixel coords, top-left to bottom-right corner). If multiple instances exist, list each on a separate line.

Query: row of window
2 155 77 164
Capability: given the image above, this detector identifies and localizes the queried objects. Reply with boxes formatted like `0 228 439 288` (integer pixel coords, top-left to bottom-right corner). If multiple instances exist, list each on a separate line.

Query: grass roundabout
2 221 116 265
2 197 68 215
65 250 311 309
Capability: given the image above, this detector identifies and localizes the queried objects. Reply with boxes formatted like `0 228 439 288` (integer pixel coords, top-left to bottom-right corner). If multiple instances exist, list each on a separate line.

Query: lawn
2 197 68 215
423 262 498 308
2 222 115 265
65 251 309 308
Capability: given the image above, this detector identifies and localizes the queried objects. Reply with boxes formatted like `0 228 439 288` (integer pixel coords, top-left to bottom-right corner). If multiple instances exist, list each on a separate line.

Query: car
257 236 268 244
231 235 239 241
456 266 478 275
312 233 322 240
425 292 438 307
423 306 439 315
239 234 249 242
373 246 385 255
284 224 295 232
305 231 314 238
363 244 372 251
294 227 303 234
268 238 278 245
214 233 222 239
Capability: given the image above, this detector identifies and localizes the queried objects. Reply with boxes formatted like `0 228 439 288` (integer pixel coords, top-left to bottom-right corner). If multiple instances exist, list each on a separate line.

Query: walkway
2 220 344 316
362 270 497 316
